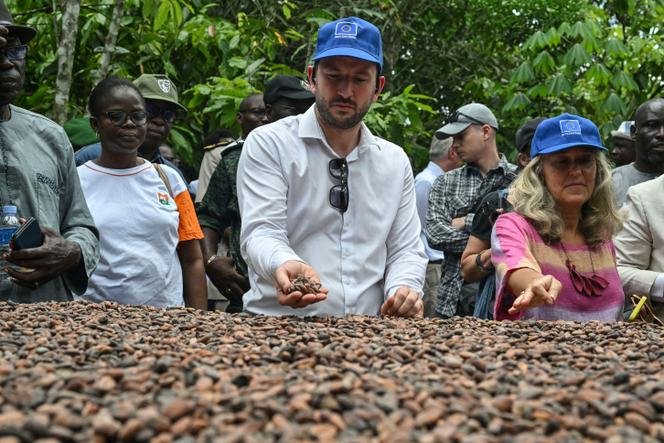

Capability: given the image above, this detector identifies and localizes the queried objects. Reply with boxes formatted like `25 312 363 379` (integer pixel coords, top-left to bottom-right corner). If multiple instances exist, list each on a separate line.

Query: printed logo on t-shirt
157 192 173 206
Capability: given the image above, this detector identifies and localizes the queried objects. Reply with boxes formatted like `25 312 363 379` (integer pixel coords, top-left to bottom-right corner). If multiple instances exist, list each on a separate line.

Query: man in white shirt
237 16 427 317
414 135 460 317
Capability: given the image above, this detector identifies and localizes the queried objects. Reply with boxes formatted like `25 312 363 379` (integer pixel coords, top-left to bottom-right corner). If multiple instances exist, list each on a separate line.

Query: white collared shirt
237 105 427 316
414 161 445 262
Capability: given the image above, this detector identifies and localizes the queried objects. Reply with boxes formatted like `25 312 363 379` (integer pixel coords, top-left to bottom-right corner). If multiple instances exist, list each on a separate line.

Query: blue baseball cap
531 113 607 158
312 17 383 71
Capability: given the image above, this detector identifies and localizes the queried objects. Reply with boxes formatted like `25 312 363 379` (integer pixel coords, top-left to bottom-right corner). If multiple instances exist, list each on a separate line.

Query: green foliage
511 62 534 84
473 0 664 155
503 93 532 113
532 51 555 74
364 85 436 166
5 0 664 171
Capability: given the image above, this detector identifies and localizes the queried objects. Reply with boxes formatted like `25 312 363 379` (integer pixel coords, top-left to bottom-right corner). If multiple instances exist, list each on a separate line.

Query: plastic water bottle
0 205 19 283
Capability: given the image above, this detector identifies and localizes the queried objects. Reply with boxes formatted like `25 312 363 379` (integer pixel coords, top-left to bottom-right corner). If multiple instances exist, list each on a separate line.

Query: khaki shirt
195 138 238 202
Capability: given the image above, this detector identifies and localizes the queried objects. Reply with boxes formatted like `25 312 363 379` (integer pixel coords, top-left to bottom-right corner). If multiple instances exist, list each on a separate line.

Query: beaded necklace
559 243 608 297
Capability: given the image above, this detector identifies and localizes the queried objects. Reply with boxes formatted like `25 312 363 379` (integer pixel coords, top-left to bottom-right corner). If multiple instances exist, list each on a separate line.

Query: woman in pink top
492 113 624 321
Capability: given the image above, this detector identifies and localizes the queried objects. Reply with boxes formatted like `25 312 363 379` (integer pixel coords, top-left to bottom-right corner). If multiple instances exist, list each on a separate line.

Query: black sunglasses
0 45 27 62
328 158 349 213
146 103 177 123
99 110 148 126
449 111 485 126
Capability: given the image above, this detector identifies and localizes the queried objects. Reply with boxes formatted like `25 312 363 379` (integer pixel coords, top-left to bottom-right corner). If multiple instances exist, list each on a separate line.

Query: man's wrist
65 241 83 269
475 250 493 272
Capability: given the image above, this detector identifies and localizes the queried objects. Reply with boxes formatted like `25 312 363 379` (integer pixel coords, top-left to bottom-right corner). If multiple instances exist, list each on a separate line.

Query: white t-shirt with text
77 160 188 307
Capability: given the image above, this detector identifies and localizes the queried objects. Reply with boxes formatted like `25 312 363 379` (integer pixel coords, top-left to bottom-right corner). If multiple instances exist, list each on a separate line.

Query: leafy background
7 0 664 172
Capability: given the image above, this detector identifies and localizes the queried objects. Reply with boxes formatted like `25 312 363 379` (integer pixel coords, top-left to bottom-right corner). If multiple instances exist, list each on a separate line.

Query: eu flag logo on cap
313 17 383 69
560 120 582 136
335 22 358 38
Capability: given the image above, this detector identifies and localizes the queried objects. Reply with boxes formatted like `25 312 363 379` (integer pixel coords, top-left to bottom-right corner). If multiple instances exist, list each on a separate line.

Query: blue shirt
75 142 187 183
414 161 444 261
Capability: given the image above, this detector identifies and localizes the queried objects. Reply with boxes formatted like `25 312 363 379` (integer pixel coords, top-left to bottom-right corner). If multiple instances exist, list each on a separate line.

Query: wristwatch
475 250 493 271
206 255 218 266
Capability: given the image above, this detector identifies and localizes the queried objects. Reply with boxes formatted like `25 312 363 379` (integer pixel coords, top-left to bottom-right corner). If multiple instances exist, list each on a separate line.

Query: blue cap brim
313 47 382 68
533 142 607 157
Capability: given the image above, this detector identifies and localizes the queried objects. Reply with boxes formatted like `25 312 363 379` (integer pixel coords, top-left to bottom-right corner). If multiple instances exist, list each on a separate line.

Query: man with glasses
0 1 99 301
75 74 187 182
236 17 427 317
425 103 516 318
197 75 314 312
196 93 266 202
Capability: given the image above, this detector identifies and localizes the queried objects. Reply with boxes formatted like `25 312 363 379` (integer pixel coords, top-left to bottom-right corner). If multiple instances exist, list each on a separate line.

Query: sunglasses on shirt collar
328 158 349 213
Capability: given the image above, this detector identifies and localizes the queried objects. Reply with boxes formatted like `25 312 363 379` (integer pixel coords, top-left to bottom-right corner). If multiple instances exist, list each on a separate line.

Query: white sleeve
383 156 428 299
414 176 431 227
237 131 302 282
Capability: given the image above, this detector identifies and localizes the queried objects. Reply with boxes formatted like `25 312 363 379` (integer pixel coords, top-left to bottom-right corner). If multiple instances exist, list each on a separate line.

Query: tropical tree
472 0 664 155
6 0 663 170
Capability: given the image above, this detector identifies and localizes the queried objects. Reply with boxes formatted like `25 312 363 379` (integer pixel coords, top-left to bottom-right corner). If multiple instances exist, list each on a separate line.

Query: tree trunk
93 0 125 86
53 0 80 124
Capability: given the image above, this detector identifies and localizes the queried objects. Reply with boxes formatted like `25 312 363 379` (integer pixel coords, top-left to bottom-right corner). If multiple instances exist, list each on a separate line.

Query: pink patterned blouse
491 212 624 321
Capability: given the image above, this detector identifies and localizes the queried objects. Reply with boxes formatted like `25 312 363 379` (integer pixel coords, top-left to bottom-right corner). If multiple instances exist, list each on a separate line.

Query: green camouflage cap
133 74 187 113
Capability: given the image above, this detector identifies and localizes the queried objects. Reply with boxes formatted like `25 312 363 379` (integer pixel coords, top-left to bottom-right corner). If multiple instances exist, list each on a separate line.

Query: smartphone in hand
10 217 44 250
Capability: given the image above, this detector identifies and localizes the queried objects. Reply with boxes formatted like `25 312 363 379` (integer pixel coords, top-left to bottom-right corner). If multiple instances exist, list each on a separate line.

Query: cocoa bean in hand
287 274 322 294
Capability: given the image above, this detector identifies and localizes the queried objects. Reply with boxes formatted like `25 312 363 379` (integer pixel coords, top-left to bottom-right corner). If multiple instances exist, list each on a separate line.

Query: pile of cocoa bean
0 301 663 442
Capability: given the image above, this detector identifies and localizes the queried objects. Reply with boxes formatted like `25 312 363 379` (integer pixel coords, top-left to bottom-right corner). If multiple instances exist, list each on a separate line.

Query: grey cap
611 120 635 141
435 103 498 138
429 134 453 156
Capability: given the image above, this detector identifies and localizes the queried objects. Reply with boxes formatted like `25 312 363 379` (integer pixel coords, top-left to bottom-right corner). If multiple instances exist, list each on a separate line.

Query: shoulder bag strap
152 163 174 198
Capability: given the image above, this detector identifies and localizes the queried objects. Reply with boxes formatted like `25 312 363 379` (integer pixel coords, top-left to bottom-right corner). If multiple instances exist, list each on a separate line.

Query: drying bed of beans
0 301 663 442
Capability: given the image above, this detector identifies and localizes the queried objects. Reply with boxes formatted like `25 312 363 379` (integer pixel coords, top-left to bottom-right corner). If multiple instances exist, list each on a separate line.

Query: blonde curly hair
511 152 623 246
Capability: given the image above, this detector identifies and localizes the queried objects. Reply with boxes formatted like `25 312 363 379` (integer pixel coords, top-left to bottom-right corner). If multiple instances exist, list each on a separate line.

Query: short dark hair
88 76 144 116
634 98 664 129
238 93 263 112
311 61 381 90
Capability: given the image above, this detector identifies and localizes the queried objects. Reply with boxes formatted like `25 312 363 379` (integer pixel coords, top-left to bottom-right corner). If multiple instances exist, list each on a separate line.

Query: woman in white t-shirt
77 77 206 309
